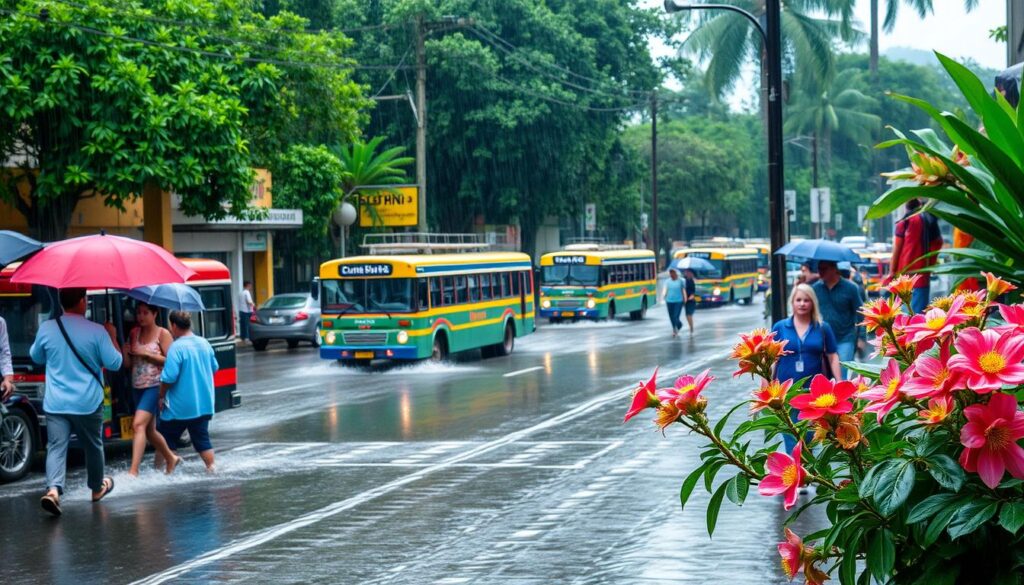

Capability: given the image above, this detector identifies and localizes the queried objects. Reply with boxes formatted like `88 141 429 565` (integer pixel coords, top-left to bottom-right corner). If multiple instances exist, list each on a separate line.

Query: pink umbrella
10 233 196 289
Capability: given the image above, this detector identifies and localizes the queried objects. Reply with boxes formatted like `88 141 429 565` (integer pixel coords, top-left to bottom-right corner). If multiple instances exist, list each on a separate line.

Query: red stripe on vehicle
214 367 237 388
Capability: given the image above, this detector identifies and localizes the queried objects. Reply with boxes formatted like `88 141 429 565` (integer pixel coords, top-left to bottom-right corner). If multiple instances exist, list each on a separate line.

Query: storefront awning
171 208 304 231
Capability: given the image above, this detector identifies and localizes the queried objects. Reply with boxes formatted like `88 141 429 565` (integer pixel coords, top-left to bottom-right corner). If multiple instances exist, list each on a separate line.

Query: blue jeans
911 285 931 314
836 339 856 379
45 406 105 495
238 312 251 341
666 302 683 332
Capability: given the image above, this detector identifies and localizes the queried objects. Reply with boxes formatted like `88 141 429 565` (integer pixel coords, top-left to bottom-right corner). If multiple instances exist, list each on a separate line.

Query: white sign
834 213 843 231
585 203 597 232
339 264 393 277
553 256 587 265
242 231 268 252
172 208 304 227
785 189 796 212
640 212 648 230
810 188 831 223
857 205 869 226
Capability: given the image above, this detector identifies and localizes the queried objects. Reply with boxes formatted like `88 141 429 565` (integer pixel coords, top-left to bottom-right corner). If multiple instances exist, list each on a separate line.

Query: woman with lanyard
771 283 841 452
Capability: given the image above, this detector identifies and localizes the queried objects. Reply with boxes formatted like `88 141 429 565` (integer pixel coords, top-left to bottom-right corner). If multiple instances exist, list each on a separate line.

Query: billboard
359 186 419 227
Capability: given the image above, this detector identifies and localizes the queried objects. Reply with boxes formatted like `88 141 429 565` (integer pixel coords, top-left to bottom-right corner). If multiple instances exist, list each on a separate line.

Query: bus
673 246 759 305
746 242 771 292
318 248 535 364
0 257 240 482
537 246 656 322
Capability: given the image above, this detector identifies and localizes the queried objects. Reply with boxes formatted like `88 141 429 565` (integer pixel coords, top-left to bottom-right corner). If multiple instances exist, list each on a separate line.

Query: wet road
1 300 820 584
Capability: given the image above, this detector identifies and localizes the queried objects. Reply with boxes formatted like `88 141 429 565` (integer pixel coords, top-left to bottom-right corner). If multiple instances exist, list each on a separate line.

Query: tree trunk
870 0 879 75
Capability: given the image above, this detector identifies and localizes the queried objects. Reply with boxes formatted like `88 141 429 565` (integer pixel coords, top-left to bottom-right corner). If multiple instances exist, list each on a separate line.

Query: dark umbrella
774 239 863 263
0 230 43 267
119 283 206 312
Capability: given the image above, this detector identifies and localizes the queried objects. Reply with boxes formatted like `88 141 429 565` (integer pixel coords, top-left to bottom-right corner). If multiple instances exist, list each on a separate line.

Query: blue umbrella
672 256 716 272
120 283 206 312
0 230 43 266
773 239 863 263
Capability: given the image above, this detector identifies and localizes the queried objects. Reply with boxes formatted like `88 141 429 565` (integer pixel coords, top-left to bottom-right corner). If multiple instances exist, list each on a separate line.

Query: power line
369 47 412 99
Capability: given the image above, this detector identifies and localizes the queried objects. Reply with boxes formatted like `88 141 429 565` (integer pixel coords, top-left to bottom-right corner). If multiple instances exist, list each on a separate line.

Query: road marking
623 334 659 344
131 351 721 585
502 365 545 378
255 382 321 396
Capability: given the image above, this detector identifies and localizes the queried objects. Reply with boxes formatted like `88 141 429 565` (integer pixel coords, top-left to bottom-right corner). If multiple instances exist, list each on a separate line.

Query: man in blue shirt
158 310 219 471
812 260 863 378
31 288 122 516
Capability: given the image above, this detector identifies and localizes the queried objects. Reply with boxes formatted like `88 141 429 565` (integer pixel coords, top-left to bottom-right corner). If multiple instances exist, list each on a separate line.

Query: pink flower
656 368 714 413
859 359 910 420
959 393 1024 489
778 527 805 580
624 368 660 422
993 304 1024 334
919 396 954 425
789 375 856 421
902 295 968 344
949 328 1024 394
759 442 806 510
903 340 961 399
751 378 792 413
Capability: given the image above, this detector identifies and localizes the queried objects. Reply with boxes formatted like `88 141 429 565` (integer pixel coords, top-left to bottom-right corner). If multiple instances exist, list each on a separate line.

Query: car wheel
287 339 300 349
0 408 35 483
313 325 322 347
253 339 269 351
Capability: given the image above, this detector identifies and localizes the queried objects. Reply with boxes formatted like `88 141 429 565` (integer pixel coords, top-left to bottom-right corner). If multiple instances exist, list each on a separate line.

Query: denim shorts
157 415 213 453
133 386 160 414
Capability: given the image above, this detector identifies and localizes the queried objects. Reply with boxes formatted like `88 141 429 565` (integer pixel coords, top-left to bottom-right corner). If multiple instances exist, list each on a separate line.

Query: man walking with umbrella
31 288 122 516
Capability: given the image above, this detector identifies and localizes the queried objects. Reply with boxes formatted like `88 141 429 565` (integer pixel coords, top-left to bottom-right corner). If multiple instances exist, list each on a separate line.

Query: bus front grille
552 299 584 308
343 332 388 345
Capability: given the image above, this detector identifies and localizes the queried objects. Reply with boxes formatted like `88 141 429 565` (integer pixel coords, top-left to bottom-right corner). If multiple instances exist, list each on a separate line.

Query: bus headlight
325 331 337 345
397 330 409 344
541 299 551 309
713 287 721 296
586 298 596 309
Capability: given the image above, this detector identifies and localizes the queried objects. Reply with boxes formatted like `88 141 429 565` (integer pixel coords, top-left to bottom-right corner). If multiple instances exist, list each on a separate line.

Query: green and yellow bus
318 252 535 363
538 247 656 321
673 246 759 305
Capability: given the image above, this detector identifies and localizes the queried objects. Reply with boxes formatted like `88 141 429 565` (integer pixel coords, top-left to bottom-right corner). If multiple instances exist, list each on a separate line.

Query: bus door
87 292 134 439
517 271 527 324
191 284 240 411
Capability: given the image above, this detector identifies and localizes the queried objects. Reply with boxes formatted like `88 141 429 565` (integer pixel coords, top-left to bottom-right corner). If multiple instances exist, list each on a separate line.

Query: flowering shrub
625 273 1024 584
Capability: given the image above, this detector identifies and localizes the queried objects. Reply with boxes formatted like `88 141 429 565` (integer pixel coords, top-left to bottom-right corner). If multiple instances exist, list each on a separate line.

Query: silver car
250 293 321 350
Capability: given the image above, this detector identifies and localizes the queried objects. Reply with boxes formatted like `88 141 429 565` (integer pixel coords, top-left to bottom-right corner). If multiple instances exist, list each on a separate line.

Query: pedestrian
238 281 255 343
887 198 943 313
123 302 180 476
31 288 122 517
799 261 819 285
0 315 14 402
683 268 697 335
663 268 685 337
157 311 219 472
771 284 840 452
813 260 863 378
841 262 869 360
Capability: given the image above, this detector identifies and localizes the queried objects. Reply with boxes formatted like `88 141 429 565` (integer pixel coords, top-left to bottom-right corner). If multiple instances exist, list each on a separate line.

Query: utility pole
650 92 659 266
415 16 428 233
1010 1 1024 65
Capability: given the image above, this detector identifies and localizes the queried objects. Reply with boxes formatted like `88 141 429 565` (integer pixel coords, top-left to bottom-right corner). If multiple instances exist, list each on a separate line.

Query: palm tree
868 0 978 74
334 136 414 200
683 0 859 106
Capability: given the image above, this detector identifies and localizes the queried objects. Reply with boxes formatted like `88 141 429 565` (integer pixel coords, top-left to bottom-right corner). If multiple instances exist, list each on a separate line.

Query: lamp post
664 0 788 322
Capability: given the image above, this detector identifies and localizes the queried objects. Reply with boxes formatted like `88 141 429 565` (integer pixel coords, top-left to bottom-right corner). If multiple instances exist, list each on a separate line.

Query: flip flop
91 476 115 502
41 493 62 517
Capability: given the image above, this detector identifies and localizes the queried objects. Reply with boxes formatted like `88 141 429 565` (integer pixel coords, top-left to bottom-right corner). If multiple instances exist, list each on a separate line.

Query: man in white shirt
238 281 255 342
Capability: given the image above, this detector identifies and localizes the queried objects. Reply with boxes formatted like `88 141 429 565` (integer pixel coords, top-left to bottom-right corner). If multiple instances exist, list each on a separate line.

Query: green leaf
706 480 729 538
839 546 858 585
679 461 710 512
704 460 727 492
923 503 960 547
867 528 896 582
725 472 750 506
926 455 966 492
859 459 894 498
914 432 944 458
907 493 960 524
714 401 747 438
999 502 1024 535
873 460 916 516
947 500 998 539
842 361 883 379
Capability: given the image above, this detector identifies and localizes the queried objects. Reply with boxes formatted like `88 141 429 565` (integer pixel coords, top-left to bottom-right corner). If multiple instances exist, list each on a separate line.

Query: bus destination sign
339 264 393 277
553 256 587 265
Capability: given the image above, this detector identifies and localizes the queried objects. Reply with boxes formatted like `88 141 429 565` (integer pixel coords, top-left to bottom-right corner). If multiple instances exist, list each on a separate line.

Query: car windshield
262 295 307 310
321 278 415 313
541 265 599 286
0 286 55 359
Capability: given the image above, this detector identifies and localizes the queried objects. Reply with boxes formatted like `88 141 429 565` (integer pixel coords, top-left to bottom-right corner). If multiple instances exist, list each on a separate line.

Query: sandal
91 476 115 502
40 493 62 517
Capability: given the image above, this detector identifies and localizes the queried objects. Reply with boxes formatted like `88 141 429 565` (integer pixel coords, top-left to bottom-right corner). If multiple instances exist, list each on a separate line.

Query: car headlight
397 330 409 344
325 331 337 344
713 287 721 296
541 299 551 309
586 298 596 309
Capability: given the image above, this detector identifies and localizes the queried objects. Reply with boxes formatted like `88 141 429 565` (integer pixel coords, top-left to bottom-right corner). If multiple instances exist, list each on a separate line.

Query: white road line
623 334 660 345
130 351 722 585
502 365 545 378
256 382 322 396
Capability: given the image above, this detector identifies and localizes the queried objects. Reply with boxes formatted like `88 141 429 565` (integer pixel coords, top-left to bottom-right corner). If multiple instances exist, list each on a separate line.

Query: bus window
197 286 231 340
0 286 54 357
467 275 480 302
481 273 493 301
418 279 430 310
512 272 522 296
430 278 442 307
442 276 454 305
454 276 467 304
500 272 511 298
523 270 532 295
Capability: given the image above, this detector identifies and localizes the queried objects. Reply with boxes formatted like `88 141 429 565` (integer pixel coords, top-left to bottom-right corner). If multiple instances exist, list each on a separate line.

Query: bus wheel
0 408 35 483
431 334 449 362
629 297 648 320
607 301 616 321
742 285 755 305
492 322 515 357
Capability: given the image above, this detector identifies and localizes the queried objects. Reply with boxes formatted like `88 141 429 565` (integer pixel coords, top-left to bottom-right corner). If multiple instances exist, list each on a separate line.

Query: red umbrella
10 233 196 289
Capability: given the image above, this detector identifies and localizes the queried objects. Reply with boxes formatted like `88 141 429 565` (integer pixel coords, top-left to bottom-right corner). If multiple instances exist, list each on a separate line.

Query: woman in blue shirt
771 283 840 451
663 268 686 337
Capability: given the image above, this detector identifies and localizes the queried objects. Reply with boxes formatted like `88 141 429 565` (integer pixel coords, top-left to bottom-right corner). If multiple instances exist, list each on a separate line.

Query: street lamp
664 0 788 322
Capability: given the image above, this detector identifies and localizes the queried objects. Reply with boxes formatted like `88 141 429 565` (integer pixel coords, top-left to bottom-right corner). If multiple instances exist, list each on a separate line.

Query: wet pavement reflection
1 300 819 584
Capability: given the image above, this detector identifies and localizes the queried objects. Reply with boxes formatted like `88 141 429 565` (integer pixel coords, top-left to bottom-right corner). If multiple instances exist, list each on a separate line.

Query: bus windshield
542 265 600 286
0 286 55 358
691 259 723 279
322 278 416 313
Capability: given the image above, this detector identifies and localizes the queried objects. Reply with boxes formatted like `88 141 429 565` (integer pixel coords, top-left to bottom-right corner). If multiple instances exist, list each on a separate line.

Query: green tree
867 0 978 74
0 0 365 240
272 144 346 261
336 136 414 201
